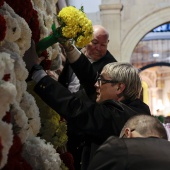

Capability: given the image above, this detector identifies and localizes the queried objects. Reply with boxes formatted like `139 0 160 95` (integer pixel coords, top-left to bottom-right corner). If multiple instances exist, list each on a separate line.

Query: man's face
95 74 118 103
85 30 109 61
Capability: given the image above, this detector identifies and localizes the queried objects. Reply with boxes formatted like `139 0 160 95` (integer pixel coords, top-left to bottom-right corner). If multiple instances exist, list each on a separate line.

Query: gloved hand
23 39 45 72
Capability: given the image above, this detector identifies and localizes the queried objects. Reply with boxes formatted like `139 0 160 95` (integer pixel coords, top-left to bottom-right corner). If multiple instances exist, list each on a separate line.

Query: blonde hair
102 62 142 100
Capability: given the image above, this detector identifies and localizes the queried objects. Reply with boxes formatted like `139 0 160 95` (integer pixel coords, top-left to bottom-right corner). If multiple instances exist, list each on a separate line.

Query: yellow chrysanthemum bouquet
36 6 93 55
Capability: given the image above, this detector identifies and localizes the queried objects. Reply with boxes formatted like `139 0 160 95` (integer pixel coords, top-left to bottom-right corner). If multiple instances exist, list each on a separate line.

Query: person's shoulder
126 98 151 115
124 137 170 144
105 50 117 62
103 99 131 110
99 136 125 151
124 137 170 150
105 136 119 142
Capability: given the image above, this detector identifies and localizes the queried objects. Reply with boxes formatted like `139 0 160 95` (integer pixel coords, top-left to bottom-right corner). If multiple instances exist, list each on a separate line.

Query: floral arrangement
0 120 13 169
0 0 4 7
27 81 68 148
5 0 40 44
0 0 72 169
0 0 77 169
2 135 32 170
36 6 93 55
22 137 62 170
0 2 32 56
58 6 93 47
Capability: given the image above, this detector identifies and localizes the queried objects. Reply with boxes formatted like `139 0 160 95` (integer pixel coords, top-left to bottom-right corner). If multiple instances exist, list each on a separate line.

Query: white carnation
0 81 17 119
20 91 41 137
0 121 13 169
22 137 62 170
11 102 30 143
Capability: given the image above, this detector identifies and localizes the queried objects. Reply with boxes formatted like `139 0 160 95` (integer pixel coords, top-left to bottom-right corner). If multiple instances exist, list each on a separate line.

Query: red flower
5 0 40 43
5 0 33 23
0 14 6 41
2 74 10 81
41 59 52 70
40 50 49 59
2 112 11 124
60 152 75 170
2 135 32 170
0 0 4 7
29 10 40 44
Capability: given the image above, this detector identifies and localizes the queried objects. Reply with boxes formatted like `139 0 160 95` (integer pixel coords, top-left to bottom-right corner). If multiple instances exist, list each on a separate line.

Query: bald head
84 25 109 61
93 25 109 41
120 115 168 140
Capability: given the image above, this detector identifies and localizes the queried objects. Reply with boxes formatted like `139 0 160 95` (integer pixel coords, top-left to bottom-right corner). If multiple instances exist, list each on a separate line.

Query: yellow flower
58 6 93 48
36 6 93 55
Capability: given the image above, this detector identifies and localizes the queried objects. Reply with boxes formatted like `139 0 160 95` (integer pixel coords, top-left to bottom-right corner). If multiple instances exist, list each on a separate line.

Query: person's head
84 25 109 62
95 62 142 103
120 114 168 140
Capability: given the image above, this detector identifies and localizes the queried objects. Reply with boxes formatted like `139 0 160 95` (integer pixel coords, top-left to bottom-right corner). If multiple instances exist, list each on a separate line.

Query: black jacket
58 50 117 169
58 50 116 89
88 136 170 170
34 53 151 169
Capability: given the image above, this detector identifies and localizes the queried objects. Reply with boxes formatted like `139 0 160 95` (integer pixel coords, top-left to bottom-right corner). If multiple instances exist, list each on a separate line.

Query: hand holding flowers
36 6 93 55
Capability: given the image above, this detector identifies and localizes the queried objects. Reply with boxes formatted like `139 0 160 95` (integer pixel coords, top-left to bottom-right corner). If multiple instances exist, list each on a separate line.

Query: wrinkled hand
23 39 45 72
46 70 59 81
58 38 74 52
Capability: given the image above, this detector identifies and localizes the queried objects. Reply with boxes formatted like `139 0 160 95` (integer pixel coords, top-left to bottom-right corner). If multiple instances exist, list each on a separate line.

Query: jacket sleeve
70 53 98 95
58 60 73 88
87 136 127 170
34 75 131 137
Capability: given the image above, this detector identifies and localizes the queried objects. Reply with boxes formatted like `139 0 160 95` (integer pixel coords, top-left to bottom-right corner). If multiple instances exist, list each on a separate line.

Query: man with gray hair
58 25 117 169
24 43 151 170
88 115 170 170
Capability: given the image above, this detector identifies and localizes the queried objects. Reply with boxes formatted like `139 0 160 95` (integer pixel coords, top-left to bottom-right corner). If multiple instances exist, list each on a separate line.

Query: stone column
100 0 122 60
58 0 67 10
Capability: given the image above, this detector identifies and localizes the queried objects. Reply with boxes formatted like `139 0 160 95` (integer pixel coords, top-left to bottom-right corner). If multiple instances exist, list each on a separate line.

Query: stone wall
100 0 170 62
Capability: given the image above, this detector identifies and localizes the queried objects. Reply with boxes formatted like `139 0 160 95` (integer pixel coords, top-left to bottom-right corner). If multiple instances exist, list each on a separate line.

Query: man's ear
116 83 125 94
124 128 132 138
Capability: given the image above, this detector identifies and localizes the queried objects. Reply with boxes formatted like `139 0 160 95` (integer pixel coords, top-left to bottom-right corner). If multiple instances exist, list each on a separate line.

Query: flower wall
0 0 69 169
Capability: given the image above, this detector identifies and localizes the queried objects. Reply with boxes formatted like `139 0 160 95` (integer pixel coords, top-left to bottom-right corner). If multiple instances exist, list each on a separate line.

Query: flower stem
36 34 58 56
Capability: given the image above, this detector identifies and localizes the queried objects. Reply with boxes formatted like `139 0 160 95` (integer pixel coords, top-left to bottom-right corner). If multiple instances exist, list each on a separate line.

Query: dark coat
58 50 116 89
88 136 170 170
34 53 151 170
58 50 117 170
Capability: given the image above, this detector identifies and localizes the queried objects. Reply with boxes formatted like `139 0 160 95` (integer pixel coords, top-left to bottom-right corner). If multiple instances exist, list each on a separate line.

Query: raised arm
64 46 98 95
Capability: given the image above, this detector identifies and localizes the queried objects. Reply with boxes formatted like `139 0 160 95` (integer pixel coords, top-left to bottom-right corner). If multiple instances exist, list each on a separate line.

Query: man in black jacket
58 25 117 169
88 114 170 170
24 42 151 170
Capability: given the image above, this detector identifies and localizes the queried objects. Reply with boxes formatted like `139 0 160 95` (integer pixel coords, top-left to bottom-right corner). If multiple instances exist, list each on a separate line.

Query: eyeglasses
97 75 118 86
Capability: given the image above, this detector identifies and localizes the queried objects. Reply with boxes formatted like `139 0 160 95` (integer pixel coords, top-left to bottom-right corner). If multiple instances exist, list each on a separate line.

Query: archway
139 63 170 117
139 62 170 72
121 7 170 62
